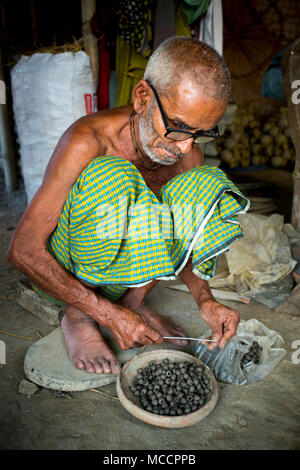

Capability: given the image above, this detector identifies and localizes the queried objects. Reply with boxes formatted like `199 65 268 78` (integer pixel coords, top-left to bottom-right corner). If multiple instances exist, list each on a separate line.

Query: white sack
11 51 95 203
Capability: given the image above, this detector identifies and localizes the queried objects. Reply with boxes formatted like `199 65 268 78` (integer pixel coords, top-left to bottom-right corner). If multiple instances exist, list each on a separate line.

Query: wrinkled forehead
159 80 228 130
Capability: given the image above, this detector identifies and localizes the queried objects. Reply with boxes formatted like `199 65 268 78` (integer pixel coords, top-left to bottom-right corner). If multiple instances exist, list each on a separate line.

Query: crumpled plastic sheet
193 319 287 385
208 213 298 308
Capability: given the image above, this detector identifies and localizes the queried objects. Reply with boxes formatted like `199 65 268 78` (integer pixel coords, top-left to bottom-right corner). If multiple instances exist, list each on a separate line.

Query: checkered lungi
37 155 249 303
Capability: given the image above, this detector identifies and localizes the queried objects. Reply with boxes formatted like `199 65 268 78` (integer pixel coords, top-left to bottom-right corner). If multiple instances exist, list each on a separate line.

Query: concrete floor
0 178 300 450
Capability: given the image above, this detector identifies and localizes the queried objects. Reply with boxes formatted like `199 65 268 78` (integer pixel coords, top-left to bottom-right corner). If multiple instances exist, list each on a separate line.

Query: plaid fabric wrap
40 156 248 303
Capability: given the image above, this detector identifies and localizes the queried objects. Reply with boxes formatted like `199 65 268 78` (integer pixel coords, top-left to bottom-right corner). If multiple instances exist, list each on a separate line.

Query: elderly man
8 37 248 375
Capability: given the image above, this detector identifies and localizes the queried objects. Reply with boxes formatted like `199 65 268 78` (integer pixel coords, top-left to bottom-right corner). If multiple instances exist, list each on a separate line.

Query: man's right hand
103 303 163 349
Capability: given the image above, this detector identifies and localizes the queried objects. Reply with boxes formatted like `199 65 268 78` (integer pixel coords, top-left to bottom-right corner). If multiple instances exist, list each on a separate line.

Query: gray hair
144 36 231 100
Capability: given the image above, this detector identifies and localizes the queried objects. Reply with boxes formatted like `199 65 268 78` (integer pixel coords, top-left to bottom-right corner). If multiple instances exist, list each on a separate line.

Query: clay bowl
116 349 218 428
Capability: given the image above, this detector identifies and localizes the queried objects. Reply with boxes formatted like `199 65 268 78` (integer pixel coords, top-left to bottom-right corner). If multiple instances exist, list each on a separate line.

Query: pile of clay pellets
240 340 263 370
130 358 212 416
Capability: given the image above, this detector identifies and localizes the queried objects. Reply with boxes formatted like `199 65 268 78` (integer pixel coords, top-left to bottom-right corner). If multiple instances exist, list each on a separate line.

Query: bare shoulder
43 106 131 187
56 106 128 152
67 105 130 144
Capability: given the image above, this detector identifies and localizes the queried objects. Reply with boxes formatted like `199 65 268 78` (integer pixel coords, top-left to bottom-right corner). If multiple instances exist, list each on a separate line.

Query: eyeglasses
145 80 220 144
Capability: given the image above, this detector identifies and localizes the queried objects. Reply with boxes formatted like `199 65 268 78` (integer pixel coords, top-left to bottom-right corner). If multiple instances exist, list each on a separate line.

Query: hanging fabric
97 35 111 110
115 36 148 106
175 2 192 37
117 0 154 58
182 0 211 25
198 0 223 55
90 4 117 110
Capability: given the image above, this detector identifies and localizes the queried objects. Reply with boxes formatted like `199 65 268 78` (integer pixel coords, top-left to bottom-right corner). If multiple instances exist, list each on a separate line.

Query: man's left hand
199 299 240 350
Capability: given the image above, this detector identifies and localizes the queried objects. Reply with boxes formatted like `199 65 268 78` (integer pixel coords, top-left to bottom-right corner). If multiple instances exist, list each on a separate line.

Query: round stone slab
24 327 142 392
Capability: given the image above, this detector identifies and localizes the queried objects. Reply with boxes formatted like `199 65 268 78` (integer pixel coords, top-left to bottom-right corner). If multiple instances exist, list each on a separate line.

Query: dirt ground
0 176 300 450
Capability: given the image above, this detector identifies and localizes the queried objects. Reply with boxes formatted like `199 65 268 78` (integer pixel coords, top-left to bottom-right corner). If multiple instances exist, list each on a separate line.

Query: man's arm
178 258 240 350
8 122 103 307
7 121 163 349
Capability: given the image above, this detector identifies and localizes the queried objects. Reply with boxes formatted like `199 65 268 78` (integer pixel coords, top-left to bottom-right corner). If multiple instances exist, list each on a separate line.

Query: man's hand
104 303 164 350
199 299 240 350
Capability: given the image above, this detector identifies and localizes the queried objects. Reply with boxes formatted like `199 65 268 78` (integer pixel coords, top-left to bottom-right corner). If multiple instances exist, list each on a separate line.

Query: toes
100 359 112 374
171 327 187 344
93 361 104 374
174 326 186 335
74 356 120 375
110 360 121 375
85 361 96 374
164 337 188 346
75 359 86 370
177 339 189 346
100 356 121 375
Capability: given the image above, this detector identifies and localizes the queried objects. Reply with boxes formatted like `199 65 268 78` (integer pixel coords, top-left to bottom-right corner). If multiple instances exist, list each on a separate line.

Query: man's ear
132 80 151 114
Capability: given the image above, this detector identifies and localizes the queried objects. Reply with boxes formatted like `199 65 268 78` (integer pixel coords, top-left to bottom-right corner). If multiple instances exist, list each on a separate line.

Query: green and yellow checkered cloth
37 156 249 303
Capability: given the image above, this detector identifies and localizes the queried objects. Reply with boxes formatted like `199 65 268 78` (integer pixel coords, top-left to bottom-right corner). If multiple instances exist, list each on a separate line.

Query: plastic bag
208 213 297 308
193 319 287 385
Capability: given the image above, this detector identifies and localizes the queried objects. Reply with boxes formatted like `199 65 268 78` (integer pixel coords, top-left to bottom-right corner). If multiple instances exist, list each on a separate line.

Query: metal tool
163 336 217 342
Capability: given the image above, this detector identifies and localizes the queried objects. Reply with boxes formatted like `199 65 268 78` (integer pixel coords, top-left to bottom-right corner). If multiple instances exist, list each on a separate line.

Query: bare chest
135 152 202 193
102 129 202 194
137 166 181 194
104 142 186 194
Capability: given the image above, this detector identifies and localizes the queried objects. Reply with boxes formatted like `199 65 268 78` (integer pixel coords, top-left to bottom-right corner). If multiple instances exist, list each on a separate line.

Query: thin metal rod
163 336 217 342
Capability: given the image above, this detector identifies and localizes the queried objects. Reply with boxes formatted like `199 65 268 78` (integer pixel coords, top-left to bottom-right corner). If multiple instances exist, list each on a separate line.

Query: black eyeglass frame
145 79 220 144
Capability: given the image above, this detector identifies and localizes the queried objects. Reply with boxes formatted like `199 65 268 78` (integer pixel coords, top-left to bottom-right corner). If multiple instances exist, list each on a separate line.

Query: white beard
138 101 184 166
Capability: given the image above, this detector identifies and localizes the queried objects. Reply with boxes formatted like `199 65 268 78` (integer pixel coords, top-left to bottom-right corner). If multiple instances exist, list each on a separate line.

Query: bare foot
139 305 189 346
120 292 188 346
61 306 121 375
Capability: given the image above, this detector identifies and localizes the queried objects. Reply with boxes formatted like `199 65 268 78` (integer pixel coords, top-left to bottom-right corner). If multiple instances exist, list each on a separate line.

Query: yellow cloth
34 155 249 304
115 36 148 107
175 3 192 36
115 5 191 107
